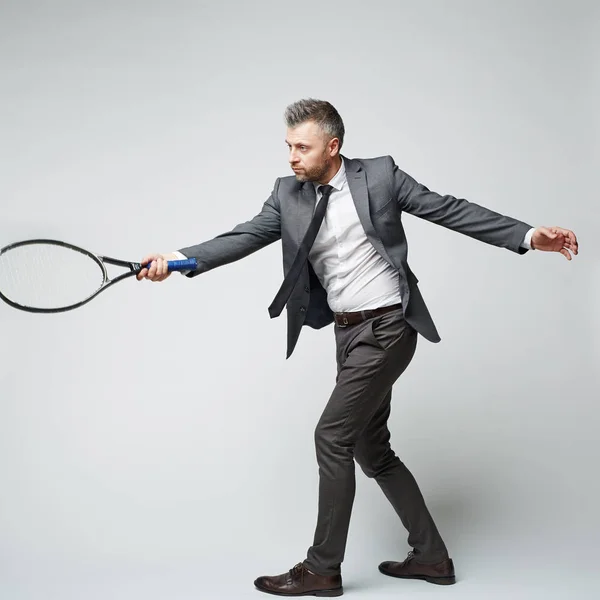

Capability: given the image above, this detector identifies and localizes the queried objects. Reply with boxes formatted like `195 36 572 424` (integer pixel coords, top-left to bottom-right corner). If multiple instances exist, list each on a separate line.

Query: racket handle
166 258 197 271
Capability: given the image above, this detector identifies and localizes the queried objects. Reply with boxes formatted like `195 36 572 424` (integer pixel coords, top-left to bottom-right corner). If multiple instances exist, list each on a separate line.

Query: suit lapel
344 157 394 266
345 159 374 238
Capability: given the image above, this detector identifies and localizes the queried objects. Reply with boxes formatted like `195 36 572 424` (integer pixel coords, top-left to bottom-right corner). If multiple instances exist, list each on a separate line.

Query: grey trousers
303 306 449 576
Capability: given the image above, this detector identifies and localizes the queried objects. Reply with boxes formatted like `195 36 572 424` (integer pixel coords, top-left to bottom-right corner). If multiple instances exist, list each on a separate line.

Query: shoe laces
289 563 305 583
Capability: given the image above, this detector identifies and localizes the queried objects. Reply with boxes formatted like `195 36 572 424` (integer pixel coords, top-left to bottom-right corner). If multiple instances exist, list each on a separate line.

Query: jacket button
300 307 306 312
304 286 309 293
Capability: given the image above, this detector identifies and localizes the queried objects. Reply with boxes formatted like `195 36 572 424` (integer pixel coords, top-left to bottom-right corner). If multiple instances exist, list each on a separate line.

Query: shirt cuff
521 227 536 250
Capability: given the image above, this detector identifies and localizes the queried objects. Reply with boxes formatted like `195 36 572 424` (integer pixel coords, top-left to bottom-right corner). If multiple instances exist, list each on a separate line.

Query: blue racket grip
140 258 197 272
166 258 197 271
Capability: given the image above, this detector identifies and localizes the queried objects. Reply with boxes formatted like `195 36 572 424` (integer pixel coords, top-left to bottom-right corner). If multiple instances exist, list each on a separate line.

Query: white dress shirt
308 159 403 312
175 159 535 313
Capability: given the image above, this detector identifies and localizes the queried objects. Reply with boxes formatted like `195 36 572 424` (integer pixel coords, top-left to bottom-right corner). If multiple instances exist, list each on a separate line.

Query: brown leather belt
333 302 402 327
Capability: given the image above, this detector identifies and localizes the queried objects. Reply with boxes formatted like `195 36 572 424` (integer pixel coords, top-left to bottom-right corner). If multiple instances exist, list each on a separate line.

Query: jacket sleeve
385 155 532 254
178 179 282 277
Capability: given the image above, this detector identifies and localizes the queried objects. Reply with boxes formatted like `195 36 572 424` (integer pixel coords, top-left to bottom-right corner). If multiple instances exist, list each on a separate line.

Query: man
138 99 579 597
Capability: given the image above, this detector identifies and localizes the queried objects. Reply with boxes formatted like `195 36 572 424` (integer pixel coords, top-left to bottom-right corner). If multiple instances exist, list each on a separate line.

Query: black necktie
268 184 334 318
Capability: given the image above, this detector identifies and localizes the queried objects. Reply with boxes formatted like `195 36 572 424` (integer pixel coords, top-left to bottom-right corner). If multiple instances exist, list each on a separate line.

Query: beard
293 155 331 183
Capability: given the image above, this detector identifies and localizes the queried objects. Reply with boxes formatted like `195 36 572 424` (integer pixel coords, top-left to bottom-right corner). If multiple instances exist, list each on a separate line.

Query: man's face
286 121 336 183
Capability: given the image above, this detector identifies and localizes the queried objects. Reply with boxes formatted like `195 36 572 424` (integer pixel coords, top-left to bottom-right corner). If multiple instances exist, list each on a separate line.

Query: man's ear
328 137 340 157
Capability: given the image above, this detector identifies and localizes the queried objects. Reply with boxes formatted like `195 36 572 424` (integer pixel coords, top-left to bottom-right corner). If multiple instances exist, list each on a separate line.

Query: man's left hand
531 226 579 260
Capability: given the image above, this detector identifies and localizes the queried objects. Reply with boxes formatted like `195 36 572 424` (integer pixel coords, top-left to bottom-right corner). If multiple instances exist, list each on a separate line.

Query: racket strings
0 244 105 309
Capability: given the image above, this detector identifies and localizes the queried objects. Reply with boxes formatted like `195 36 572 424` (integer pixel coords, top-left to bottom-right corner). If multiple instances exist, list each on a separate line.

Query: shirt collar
313 158 347 195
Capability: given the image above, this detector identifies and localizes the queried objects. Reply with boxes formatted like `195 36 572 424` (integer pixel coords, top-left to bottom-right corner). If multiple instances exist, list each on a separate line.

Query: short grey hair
284 98 345 149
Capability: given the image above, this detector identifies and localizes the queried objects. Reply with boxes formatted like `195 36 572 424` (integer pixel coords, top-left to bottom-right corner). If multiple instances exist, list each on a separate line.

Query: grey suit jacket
179 155 533 359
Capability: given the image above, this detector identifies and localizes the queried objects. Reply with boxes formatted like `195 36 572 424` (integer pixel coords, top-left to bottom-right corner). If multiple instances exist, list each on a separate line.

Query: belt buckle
337 314 349 327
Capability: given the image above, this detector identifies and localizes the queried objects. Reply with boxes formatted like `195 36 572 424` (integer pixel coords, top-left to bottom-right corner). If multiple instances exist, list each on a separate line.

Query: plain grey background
0 1 598 599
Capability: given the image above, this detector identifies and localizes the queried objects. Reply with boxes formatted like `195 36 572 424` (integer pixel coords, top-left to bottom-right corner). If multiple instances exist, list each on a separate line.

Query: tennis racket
0 239 197 313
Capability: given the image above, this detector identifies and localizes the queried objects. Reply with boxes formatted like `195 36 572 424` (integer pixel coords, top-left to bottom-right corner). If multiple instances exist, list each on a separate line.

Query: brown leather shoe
254 562 343 597
378 551 456 585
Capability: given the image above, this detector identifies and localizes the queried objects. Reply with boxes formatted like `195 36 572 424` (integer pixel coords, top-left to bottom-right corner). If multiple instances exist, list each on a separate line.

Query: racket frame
0 238 175 314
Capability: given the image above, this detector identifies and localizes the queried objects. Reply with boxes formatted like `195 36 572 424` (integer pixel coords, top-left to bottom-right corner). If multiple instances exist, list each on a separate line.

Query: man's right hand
137 252 180 282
